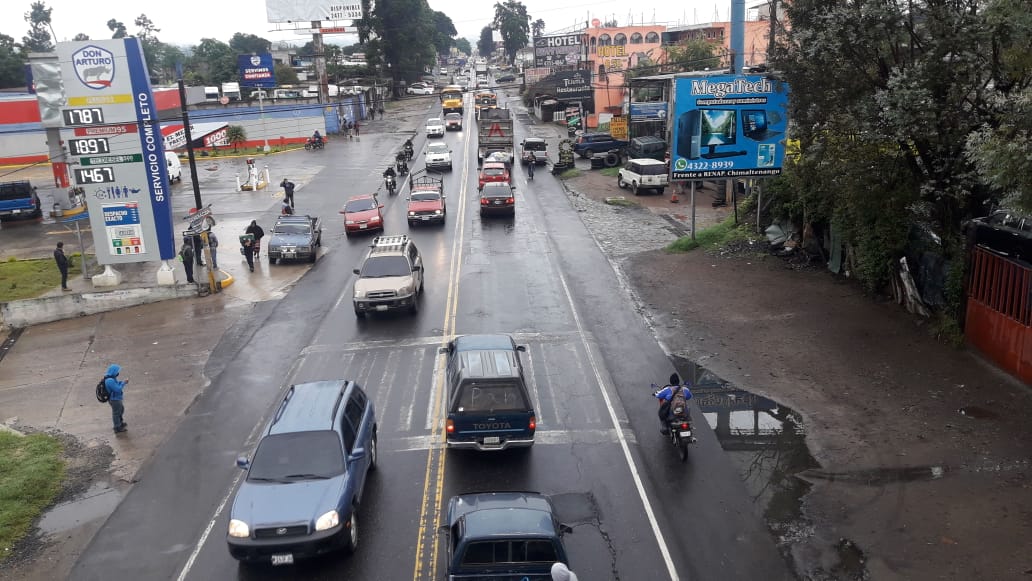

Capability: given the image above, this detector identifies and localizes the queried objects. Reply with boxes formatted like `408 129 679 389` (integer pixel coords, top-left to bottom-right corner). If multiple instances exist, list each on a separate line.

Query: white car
425 142 453 171
617 158 669 195
407 83 434 96
426 117 445 138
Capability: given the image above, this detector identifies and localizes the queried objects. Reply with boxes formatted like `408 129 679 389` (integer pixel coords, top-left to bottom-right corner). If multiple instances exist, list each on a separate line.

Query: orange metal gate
965 246 1032 383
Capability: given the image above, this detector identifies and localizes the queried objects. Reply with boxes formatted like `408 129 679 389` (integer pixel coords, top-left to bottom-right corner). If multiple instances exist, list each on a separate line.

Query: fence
965 245 1032 383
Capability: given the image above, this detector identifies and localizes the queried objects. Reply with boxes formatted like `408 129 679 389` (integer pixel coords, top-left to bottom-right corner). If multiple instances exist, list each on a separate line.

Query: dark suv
227 381 377 565
441 334 535 451
572 132 629 158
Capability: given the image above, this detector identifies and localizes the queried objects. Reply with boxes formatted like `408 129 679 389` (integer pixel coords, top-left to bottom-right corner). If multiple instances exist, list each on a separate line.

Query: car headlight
408 211 416 216
345 220 355 225
298 246 310 252
434 210 442 215
370 216 381 223
315 510 339 531
228 519 250 538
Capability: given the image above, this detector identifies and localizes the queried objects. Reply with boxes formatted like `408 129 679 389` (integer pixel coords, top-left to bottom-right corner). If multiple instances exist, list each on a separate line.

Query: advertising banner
266 0 363 23
534 34 583 68
238 53 276 88
629 102 668 122
670 75 790 180
548 70 592 101
56 38 176 262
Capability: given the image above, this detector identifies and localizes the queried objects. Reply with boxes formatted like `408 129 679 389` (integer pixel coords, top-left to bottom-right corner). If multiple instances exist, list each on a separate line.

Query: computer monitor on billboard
742 109 783 141
677 109 748 160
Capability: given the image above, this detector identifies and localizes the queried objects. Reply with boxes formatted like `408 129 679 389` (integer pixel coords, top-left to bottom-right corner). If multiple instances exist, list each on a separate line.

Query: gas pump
236 158 269 191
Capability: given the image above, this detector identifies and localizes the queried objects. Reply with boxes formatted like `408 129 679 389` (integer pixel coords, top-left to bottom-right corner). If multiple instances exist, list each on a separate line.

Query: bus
440 85 464 115
474 91 498 121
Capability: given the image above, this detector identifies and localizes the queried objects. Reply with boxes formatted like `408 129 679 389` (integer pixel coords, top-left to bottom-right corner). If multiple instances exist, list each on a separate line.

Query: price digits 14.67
68 137 111 155
74 167 116 184
62 107 105 126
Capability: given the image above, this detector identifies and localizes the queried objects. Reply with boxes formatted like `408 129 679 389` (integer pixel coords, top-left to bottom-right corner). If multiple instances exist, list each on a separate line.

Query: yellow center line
413 94 472 581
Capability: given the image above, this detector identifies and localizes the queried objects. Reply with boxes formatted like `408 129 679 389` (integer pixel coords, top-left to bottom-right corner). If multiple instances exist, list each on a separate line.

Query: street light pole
176 63 203 211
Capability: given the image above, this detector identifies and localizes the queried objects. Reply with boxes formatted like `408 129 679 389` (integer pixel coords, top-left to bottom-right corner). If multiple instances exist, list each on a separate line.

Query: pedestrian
241 237 255 272
207 231 219 271
192 233 205 266
354 120 360 136
378 104 384 118
245 220 264 258
179 240 195 283
104 364 128 433
369 107 375 121
281 200 294 215
54 241 70 291
280 178 295 208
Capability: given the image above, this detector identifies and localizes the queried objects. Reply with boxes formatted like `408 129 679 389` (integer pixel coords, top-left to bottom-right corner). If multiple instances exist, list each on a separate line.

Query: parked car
267 214 322 264
495 74 517 83
478 162 511 189
226 380 377 565
441 334 535 449
425 142 453 171
352 234 424 317
617 158 669 195
478 183 516 218
408 172 446 226
426 117 445 137
626 136 667 161
444 112 463 131
520 137 548 165
965 210 1032 262
341 194 384 237
445 492 572 580
573 132 629 158
406 83 434 95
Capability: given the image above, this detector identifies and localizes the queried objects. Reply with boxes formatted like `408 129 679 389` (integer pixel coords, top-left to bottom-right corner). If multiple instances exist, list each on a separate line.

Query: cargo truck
476 108 513 164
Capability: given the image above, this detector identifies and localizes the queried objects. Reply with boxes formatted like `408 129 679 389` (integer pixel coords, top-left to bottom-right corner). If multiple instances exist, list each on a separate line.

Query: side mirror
349 447 366 463
236 456 250 470
379 204 385 209
559 523 574 535
516 345 527 352
353 268 361 275
412 265 419 272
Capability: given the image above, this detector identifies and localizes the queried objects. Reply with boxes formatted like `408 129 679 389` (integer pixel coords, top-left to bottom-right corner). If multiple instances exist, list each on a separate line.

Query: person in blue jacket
653 372 692 434
104 364 129 433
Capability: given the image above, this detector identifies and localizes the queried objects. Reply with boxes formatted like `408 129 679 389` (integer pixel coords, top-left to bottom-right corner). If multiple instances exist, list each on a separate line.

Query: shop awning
161 122 229 150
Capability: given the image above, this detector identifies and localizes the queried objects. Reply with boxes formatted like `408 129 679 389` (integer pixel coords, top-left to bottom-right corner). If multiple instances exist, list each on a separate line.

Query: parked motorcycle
652 383 696 462
304 137 325 151
385 174 397 196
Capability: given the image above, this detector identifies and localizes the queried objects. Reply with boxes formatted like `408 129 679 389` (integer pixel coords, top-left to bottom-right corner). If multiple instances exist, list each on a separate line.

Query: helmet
669 373 680 386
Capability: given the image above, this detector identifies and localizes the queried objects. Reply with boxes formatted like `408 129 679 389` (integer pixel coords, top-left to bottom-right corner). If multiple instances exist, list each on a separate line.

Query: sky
0 0 738 48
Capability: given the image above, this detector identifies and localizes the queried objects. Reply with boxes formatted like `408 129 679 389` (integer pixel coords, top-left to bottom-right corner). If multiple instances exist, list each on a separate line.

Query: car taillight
506 197 514 204
446 419 454 433
681 422 689 430
481 198 489 205
529 416 536 431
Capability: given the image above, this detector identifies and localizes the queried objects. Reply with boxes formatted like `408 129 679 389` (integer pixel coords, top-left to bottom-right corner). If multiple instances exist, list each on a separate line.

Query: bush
667 214 754 252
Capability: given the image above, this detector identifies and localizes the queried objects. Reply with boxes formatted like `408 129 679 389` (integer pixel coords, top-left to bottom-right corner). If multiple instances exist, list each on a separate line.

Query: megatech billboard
670 75 790 180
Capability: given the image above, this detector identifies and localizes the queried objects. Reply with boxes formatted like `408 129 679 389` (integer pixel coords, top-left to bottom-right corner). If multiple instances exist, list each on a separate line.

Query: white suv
425 142 453 171
352 235 424 317
617 158 669 195
426 117 445 137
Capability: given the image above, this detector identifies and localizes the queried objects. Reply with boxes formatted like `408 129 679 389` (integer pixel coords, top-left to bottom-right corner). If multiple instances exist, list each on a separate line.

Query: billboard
629 102 668 122
265 0 363 23
238 54 275 88
670 75 790 180
54 38 176 262
548 70 592 101
534 34 583 68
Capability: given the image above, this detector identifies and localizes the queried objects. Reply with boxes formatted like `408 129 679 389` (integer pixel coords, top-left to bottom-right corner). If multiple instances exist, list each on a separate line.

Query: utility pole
176 63 203 211
767 0 778 64
312 21 329 104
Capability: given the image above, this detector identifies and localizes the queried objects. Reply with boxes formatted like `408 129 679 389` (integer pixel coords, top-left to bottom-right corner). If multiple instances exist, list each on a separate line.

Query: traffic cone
670 189 680 203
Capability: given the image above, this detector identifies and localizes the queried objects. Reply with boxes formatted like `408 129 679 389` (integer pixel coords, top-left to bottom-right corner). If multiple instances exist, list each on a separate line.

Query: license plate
11 209 20 214
283 252 295 258
421 216 430 221
494 200 502 205
679 431 692 438
483 436 500 445
271 554 293 566
359 224 367 229
375 305 388 311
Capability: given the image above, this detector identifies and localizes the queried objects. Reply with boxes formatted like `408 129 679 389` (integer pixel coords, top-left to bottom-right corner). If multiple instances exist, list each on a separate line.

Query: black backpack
96 375 111 403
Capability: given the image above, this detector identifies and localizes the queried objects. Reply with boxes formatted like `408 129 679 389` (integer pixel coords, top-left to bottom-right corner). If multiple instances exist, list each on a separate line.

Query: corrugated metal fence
965 245 1032 383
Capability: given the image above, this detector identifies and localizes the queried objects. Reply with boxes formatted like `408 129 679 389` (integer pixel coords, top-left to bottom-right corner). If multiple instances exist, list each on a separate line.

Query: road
69 88 790 581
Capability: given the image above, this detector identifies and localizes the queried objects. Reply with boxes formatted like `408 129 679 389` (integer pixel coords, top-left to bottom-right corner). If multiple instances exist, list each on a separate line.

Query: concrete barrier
0 285 199 330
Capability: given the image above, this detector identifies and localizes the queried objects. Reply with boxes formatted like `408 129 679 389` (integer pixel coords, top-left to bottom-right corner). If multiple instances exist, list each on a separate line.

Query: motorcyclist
653 373 692 435
383 165 397 179
396 157 408 174
311 130 323 145
403 138 414 158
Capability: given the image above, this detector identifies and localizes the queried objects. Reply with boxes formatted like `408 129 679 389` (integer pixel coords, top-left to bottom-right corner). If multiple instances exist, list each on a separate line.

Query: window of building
630 32 643 44
599 34 611 46
645 32 659 43
614 33 627 45
589 36 597 54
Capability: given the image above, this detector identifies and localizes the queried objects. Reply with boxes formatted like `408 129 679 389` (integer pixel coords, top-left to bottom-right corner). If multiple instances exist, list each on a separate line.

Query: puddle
37 481 123 535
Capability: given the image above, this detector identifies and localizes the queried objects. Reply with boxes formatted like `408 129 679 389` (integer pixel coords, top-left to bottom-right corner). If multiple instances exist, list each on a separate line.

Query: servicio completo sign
238 53 275 88
670 75 790 180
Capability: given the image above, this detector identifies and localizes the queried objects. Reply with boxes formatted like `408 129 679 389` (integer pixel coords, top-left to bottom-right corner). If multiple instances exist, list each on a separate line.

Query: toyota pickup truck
572 132 629 158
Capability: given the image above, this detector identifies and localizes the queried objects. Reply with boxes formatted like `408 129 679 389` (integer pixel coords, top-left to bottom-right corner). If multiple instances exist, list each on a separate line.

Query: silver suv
352 235 424 317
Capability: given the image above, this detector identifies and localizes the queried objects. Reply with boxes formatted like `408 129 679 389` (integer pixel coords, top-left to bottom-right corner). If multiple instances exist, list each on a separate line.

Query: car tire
345 231 351 239
632 182 640 196
449 163 453 171
410 298 419 315
604 153 620 167
308 252 316 264
269 256 277 264
408 220 415 227
342 509 359 554
617 175 625 189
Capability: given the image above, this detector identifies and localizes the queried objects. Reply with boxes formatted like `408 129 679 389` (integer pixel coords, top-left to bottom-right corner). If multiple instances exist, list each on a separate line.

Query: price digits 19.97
62 107 105 126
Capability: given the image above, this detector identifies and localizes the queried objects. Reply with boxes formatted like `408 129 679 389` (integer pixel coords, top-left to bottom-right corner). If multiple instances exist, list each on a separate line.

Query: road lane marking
390 428 638 452
299 329 580 354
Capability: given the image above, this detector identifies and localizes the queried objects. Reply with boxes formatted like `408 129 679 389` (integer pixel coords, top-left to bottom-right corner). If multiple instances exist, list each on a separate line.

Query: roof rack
370 234 409 250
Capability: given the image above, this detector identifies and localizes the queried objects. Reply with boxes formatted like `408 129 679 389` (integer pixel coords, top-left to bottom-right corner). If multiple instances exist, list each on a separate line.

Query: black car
495 74 517 83
965 210 1032 263
478 182 516 217
267 215 322 263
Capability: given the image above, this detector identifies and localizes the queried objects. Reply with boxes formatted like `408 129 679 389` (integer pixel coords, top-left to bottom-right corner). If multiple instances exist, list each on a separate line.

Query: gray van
627 136 667 161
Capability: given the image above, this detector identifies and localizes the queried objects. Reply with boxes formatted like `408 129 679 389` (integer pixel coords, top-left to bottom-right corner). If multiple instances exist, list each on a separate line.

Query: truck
220 82 241 101
0 181 42 219
203 86 220 101
474 62 488 88
477 108 514 164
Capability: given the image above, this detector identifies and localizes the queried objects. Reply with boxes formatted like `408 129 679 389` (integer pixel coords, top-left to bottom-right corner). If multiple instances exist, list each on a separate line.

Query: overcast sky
1 0 736 47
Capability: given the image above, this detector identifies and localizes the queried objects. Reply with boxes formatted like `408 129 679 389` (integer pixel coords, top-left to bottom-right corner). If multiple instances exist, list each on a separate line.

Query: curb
0 284 202 330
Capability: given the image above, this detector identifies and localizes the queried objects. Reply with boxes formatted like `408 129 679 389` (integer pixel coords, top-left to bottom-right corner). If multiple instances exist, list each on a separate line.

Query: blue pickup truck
0 181 42 220
572 132 629 158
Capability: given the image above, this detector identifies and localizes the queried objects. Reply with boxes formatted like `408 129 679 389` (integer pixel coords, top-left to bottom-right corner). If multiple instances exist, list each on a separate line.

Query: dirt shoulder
562 169 1032 580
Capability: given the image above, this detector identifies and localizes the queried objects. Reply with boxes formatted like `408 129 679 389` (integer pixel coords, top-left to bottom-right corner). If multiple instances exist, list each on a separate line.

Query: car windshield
455 382 528 412
345 198 377 212
428 144 449 154
411 190 441 202
274 224 311 235
523 141 546 151
483 167 506 177
247 431 344 482
446 114 461 121
427 118 443 126
360 255 411 277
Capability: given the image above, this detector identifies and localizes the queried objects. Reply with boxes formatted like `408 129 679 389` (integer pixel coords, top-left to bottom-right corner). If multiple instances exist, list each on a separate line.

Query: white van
165 152 182 183
204 86 220 101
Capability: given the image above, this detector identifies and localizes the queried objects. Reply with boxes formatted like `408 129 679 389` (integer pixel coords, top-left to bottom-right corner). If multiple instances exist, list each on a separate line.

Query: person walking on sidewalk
207 232 219 271
280 179 295 209
179 241 195 283
241 237 255 272
54 241 70 291
245 220 265 258
354 119 360 136
104 364 129 433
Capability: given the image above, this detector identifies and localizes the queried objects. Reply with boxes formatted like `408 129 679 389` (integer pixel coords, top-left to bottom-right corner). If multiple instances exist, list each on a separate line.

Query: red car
408 173 447 226
341 194 384 237
478 162 511 189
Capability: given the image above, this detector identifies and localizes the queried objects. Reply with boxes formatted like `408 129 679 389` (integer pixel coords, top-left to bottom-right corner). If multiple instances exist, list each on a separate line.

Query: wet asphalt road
69 92 791 581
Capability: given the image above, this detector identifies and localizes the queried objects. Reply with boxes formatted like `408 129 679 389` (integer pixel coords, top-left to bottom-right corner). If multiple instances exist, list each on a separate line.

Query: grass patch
605 197 637 207
667 215 753 252
0 431 65 561
599 167 620 177
0 255 84 302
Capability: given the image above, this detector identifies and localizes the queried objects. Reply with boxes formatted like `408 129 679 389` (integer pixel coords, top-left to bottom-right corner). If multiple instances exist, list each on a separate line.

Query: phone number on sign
677 160 735 170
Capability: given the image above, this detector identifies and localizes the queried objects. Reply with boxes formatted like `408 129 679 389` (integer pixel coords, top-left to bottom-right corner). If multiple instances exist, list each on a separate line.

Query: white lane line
424 347 444 431
401 347 426 431
300 330 580 354
554 266 680 581
390 428 636 452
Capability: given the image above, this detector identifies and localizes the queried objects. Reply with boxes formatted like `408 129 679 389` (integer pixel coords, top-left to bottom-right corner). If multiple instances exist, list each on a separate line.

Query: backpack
96 375 111 403
670 386 688 418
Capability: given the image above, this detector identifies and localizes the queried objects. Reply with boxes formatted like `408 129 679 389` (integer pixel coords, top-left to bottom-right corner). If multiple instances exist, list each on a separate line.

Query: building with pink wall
582 24 667 123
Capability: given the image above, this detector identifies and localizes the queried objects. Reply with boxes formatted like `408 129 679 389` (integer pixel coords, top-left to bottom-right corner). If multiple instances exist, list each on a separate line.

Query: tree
662 39 720 73
190 38 237 84
23 1 55 53
531 19 545 39
0 34 25 89
229 33 271 55
477 26 494 58
967 89 1032 211
226 125 246 152
72 33 90 41
455 37 472 56
275 62 298 85
493 0 530 64
357 0 436 96
431 11 457 56
107 18 127 39
133 14 165 82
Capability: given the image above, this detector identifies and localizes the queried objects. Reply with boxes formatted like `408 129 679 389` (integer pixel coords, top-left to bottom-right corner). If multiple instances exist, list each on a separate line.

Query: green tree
190 38 237 84
431 11 457 56
493 0 529 64
531 19 545 38
0 34 25 89
357 0 436 96
107 19 127 39
455 37 471 56
477 26 494 58
133 14 165 82
23 1 55 53
226 125 246 152
229 33 271 55
72 33 89 41
274 62 298 85
662 39 720 73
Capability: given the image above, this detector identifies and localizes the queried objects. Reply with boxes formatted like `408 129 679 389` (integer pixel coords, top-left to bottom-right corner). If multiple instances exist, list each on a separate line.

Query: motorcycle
305 137 325 151
396 160 409 176
384 174 397 196
402 143 414 160
652 383 696 462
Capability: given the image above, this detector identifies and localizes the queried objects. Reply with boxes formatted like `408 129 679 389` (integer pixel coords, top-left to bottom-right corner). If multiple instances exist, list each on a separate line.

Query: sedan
495 74 517 83
478 162 510 189
426 117 445 137
479 182 515 217
406 83 434 96
341 194 384 237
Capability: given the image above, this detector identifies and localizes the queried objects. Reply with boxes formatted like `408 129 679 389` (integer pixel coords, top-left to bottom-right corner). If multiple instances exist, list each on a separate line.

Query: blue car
227 381 377 565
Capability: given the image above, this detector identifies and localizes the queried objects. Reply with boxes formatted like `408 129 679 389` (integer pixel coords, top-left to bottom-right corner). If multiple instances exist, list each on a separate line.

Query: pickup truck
572 132 629 158
267 214 322 263
0 181 42 220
